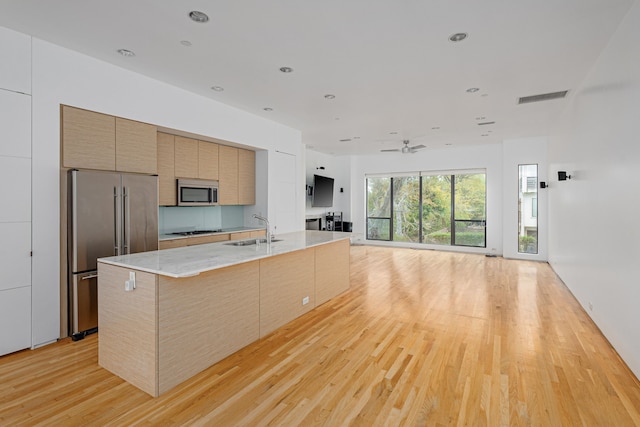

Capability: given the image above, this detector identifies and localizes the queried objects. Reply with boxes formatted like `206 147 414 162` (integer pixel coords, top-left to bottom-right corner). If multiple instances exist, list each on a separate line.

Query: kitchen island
97 230 351 397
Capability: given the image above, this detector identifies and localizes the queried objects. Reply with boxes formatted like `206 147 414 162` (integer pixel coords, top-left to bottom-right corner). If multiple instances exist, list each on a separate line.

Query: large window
518 164 538 254
367 170 486 248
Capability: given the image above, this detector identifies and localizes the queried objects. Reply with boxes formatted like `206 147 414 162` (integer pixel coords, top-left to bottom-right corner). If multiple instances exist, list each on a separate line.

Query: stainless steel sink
224 238 282 246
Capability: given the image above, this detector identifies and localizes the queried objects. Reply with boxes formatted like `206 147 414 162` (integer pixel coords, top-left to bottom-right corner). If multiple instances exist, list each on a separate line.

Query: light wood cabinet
115 117 157 174
62 105 116 170
174 136 198 179
198 141 219 180
219 145 239 205
159 233 229 250
238 148 256 205
157 133 176 206
315 239 350 305
259 249 315 337
219 146 256 205
62 106 157 174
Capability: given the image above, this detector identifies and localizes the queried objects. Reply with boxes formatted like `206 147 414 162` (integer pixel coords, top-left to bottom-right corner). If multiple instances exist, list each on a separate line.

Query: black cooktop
170 229 223 236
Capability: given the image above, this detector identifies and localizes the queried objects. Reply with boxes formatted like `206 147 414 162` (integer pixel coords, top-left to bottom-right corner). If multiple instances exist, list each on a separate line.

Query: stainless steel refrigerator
68 169 158 340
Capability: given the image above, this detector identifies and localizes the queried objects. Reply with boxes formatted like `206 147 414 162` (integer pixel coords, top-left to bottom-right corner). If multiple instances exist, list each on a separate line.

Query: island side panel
315 239 351 306
158 261 260 395
259 248 316 338
98 263 158 397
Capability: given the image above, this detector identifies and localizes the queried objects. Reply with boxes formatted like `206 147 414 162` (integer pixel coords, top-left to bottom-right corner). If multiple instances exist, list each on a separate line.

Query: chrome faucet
253 214 271 245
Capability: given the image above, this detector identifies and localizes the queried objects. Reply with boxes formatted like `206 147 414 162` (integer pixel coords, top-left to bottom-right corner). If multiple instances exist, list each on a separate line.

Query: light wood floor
2 246 640 426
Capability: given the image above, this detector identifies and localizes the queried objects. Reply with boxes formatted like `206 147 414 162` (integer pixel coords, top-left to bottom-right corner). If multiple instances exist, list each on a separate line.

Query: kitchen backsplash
159 205 245 234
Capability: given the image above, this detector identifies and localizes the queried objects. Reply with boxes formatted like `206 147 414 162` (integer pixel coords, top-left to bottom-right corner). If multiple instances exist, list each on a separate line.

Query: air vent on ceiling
518 90 568 104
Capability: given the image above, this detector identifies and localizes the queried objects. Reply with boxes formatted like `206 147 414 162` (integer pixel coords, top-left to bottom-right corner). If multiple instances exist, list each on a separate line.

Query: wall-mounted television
312 174 334 207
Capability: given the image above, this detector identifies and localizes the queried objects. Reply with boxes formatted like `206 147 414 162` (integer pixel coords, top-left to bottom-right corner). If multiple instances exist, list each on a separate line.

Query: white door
0 88 32 355
272 151 297 235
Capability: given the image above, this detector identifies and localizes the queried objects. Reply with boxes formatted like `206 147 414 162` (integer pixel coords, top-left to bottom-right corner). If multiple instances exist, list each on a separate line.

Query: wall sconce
558 171 571 181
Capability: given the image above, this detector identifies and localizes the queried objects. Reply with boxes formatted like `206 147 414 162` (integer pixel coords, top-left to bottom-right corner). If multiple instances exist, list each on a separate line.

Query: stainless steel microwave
177 179 219 206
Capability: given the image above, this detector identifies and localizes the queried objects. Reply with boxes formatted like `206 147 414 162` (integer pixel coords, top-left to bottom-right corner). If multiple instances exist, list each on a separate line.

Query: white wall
24 35 302 346
350 144 503 254
548 1 640 378
502 137 548 260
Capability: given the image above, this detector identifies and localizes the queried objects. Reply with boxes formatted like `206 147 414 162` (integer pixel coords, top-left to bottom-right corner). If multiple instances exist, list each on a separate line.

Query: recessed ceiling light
481 134 489 137
180 40 192 47
189 11 209 23
445 143 453 146
466 87 480 93
481 93 489 97
117 49 135 57
279 66 293 73
263 107 273 111
390 131 398 135
449 33 468 42
353 136 361 139
324 94 335 99
432 126 440 130
211 86 224 92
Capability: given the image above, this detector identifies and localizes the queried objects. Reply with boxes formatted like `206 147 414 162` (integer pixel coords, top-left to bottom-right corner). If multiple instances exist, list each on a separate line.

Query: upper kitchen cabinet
238 148 256 205
0 26 31 94
62 106 157 174
219 146 256 206
115 118 157 174
62 105 116 171
219 145 239 205
198 141 219 181
157 132 176 206
174 136 198 179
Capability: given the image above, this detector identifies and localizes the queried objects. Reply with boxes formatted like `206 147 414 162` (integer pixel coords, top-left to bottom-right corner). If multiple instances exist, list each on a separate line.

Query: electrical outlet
302 296 310 305
125 271 136 292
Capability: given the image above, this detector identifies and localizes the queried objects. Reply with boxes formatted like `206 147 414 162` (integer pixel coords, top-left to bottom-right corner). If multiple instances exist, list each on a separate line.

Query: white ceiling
0 0 634 155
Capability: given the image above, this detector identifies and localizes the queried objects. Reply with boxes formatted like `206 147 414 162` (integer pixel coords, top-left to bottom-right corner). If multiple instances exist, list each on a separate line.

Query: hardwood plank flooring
2 246 640 425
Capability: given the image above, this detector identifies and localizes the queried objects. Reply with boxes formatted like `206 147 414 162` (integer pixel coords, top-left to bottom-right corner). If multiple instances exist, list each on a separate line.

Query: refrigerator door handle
123 186 130 254
113 186 120 256
81 273 98 280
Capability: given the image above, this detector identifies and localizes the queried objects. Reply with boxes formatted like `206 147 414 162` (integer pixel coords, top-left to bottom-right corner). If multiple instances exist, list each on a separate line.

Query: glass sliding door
366 170 486 248
518 164 538 253
392 176 420 242
421 175 451 245
453 173 486 247
366 177 392 240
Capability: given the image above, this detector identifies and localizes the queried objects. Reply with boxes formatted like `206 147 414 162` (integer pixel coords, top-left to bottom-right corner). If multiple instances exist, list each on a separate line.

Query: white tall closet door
272 152 297 235
0 82 32 355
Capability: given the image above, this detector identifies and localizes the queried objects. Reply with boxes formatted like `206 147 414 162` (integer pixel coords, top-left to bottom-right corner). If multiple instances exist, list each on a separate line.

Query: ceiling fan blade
410 144 426 150
380 148 400 152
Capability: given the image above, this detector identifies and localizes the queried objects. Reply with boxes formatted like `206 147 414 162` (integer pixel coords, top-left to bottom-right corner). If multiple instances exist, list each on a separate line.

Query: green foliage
367 173 486 247
519 235 537 253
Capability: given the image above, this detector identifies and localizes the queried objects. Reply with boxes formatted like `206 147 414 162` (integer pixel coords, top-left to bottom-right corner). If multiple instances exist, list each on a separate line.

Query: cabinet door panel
115 118 157 174
0 157 30 222
219 145 238 205
157 132 176 206
174 136 198 179
0 90 30 158
0 222 31 291
238 149 255 205
0 26 31 94
62 106 115 170
198 141 219 180
0 286 31 356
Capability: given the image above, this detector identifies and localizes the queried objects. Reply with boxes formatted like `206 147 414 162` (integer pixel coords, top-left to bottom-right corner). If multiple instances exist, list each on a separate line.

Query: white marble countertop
159 226 265 241
99 230 352 278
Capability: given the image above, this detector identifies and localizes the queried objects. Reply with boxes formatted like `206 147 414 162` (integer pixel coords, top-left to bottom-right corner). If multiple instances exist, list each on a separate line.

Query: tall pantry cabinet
0 26 32 356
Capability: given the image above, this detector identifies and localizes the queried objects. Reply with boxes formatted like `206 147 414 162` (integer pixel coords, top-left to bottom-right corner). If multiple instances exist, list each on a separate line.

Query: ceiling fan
381 140 426 154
